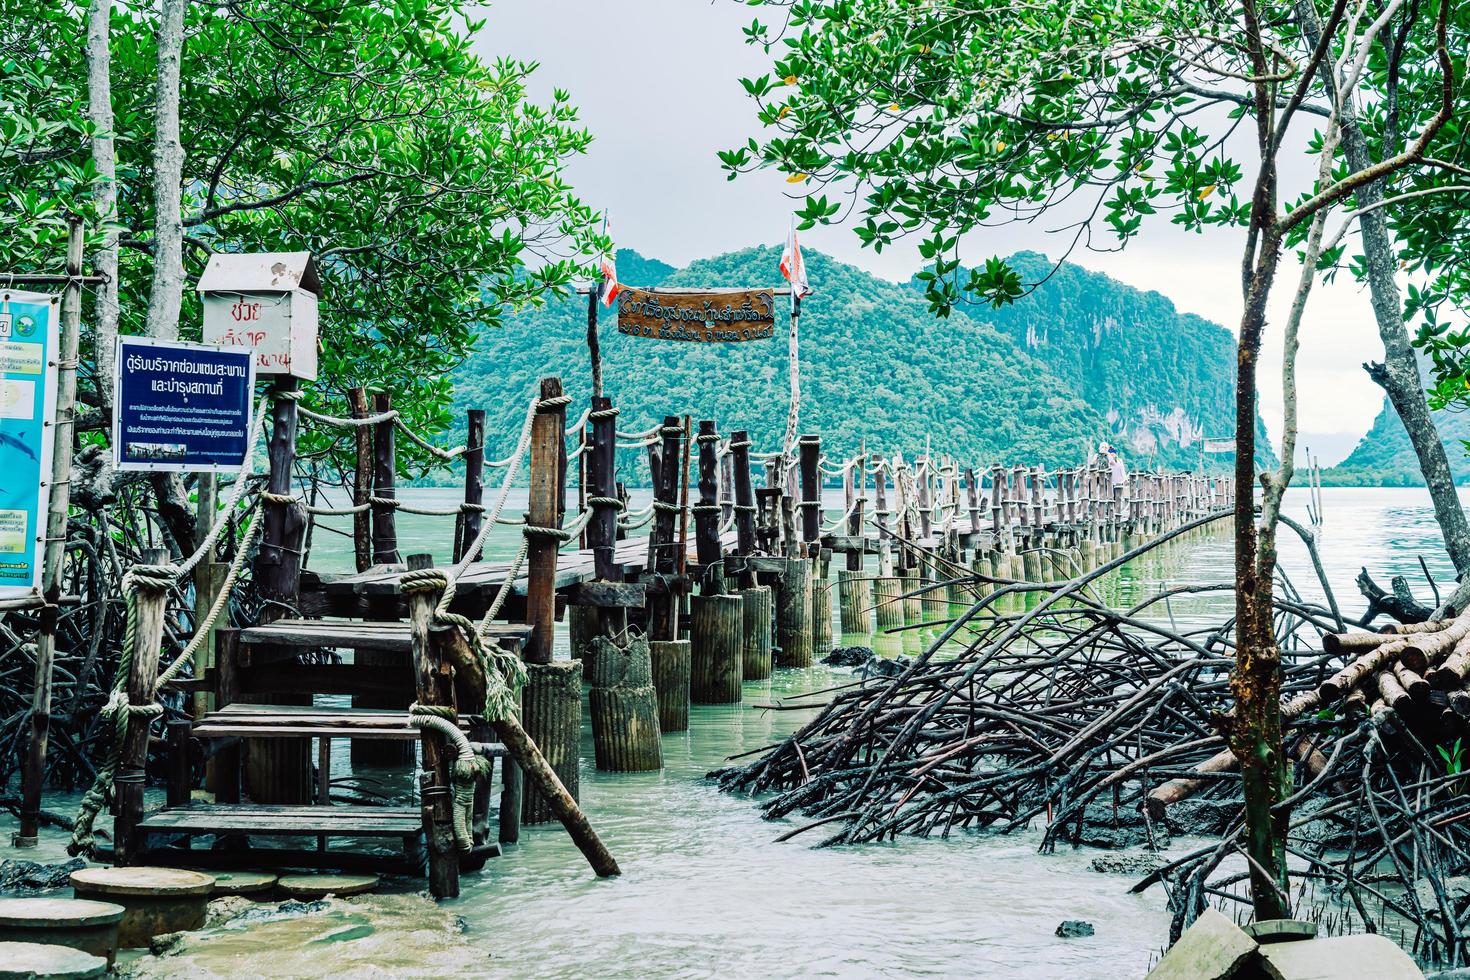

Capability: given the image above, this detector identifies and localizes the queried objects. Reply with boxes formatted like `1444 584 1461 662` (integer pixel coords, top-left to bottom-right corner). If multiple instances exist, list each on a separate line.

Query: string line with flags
779 216 814 461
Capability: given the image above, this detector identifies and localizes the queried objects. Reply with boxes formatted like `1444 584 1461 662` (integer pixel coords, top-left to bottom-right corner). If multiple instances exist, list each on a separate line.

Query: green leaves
721 0 1250 311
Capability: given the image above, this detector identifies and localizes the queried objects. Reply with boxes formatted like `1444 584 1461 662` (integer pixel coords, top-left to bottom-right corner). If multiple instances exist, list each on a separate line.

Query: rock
1055 920 1094 938
821 646 874 666
857 655 912 680
227 900 330 926
1090 853 1165 876
148 931 186 957
1258 933 1421 979
0 860 87 895
1164 799 1240 837
1075 824 1170 850
204 896 254 928
207 872 277 898
1414 876 1470 919
1146 907 1258 980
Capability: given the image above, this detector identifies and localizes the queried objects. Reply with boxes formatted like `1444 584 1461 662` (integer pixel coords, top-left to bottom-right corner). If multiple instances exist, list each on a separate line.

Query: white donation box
198 251 320 381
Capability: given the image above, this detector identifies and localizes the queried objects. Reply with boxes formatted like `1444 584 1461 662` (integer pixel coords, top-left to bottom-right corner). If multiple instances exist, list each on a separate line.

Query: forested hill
1327 400 1470 486
448 246 1269 480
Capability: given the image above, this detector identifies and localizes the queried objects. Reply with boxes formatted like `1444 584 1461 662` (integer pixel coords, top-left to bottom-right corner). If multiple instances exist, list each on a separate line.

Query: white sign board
202 289 318 380
1202 438 1235 454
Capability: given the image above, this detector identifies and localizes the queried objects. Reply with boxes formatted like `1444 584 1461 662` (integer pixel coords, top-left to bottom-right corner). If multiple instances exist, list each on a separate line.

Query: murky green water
10 486 1463 977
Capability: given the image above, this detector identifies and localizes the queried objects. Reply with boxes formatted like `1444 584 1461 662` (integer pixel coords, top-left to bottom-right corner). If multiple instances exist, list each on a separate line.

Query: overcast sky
475 0 1394 467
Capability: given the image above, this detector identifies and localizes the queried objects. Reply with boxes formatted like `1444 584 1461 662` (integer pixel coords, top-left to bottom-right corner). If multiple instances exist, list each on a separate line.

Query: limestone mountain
447 246 1268 480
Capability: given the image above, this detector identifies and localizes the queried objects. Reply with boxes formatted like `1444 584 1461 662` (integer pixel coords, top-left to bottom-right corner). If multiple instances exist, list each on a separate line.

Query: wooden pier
74 373 1230 898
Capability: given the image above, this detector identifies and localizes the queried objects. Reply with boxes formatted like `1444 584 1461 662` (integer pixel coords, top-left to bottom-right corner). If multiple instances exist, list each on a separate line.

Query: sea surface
8 486 1462 978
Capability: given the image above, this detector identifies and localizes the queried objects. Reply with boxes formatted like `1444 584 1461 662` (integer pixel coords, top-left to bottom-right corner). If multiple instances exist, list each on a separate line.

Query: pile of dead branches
714 524 1470 968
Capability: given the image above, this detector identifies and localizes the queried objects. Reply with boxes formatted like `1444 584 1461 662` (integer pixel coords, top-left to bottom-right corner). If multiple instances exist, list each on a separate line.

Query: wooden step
237 618 532 652
138 803 423 838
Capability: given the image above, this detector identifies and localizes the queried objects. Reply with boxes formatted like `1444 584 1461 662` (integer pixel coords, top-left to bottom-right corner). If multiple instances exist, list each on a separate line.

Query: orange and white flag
598 217 620 307
779 216 813 304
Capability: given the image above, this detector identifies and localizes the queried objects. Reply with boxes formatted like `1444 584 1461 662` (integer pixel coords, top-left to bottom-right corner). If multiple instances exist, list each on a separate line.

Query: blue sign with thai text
114 336 256 473
0 291 59 599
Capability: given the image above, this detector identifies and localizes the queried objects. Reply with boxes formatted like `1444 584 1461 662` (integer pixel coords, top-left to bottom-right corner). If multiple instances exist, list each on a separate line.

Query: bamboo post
588 635 662 771
405 553 458 898
371 392 400 565
690 593 743 703
521 377 579 824
18 219 81 846
649 639 691 732
730 430 758 575
347 386 373 573
114 547 169 865
740 585 773 680
456 408 486 562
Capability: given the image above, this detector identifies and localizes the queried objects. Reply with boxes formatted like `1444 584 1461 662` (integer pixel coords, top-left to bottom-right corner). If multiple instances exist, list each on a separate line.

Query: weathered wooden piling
740 586 773 680
568 604 600 681
649 640 692 732
811 553 834 654
588 635 662 771
690 593 743 703
775 557 814 667
405 553 459 898
837 569 873 636
520 377 580 825
900 566 921 624
114 548 169 866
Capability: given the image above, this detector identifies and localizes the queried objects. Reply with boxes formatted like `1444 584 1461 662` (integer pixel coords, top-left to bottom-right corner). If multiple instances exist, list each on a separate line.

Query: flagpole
588 214 609 398
783 291 801 459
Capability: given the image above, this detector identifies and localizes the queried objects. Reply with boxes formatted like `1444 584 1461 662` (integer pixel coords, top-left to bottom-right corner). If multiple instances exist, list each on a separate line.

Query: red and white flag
598 217 620 307
779 216 813 304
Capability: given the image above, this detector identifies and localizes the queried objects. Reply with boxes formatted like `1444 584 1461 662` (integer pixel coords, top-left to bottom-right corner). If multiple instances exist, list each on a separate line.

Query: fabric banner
0 291 60 600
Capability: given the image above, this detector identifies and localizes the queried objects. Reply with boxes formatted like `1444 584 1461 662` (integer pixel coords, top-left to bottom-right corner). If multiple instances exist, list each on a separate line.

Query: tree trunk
86 0 119 411
144 0 187 340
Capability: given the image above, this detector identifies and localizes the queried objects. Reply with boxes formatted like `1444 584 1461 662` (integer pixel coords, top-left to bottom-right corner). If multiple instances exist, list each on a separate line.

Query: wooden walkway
305 529 740 615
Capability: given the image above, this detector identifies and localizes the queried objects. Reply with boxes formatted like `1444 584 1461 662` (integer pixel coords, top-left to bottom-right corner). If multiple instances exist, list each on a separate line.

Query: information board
616 288 776 343
0 291 59 600
113 336 256 473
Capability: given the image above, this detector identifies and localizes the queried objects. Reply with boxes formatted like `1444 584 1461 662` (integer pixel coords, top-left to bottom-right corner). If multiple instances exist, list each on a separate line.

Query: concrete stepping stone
207 871 278 898
1147 907 1257 980
69 868 214 948
0 899 123 967
0 940 107 979
276 874 379 900
1258 933 1422 979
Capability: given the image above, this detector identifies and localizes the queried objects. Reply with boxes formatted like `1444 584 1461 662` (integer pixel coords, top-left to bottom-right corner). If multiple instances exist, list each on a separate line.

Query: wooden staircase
139 617 531 878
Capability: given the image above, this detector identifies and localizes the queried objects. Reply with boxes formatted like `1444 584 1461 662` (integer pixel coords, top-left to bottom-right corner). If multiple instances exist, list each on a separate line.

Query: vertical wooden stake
115 547 169 866
371 392 400 565
18 217 82 846
457 409 486 562
348 386 373 573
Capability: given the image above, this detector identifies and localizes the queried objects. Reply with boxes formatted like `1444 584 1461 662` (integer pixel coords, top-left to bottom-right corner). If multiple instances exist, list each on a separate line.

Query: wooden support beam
371 392 400 565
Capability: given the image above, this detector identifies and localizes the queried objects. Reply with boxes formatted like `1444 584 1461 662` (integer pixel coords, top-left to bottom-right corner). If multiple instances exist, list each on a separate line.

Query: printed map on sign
0 291 59 599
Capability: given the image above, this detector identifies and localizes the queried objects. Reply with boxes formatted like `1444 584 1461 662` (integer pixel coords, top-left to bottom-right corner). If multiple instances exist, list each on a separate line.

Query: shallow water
12 486 1466 978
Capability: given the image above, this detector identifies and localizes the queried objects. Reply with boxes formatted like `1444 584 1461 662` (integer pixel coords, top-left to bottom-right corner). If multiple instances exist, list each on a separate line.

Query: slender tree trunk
86 0 119 410
144 0 186 341
1344 128 1470 576
1232 2 1290 919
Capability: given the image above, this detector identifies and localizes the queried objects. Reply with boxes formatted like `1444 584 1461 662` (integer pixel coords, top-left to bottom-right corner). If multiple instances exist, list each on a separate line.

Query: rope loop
523 523 572 542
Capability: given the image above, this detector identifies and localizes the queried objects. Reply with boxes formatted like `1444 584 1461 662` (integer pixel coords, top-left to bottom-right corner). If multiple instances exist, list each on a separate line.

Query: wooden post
18 219 81 845
648 416 683 640
798 435 821 544
348 387 373 573
811 550 833 655
404 554 458 898
521 377 580 824
456 409 486 563
249 378 310 803
588 396 620 582
730 430 757 570
371 392 400 565
692 420 723 581
115 547 169 866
